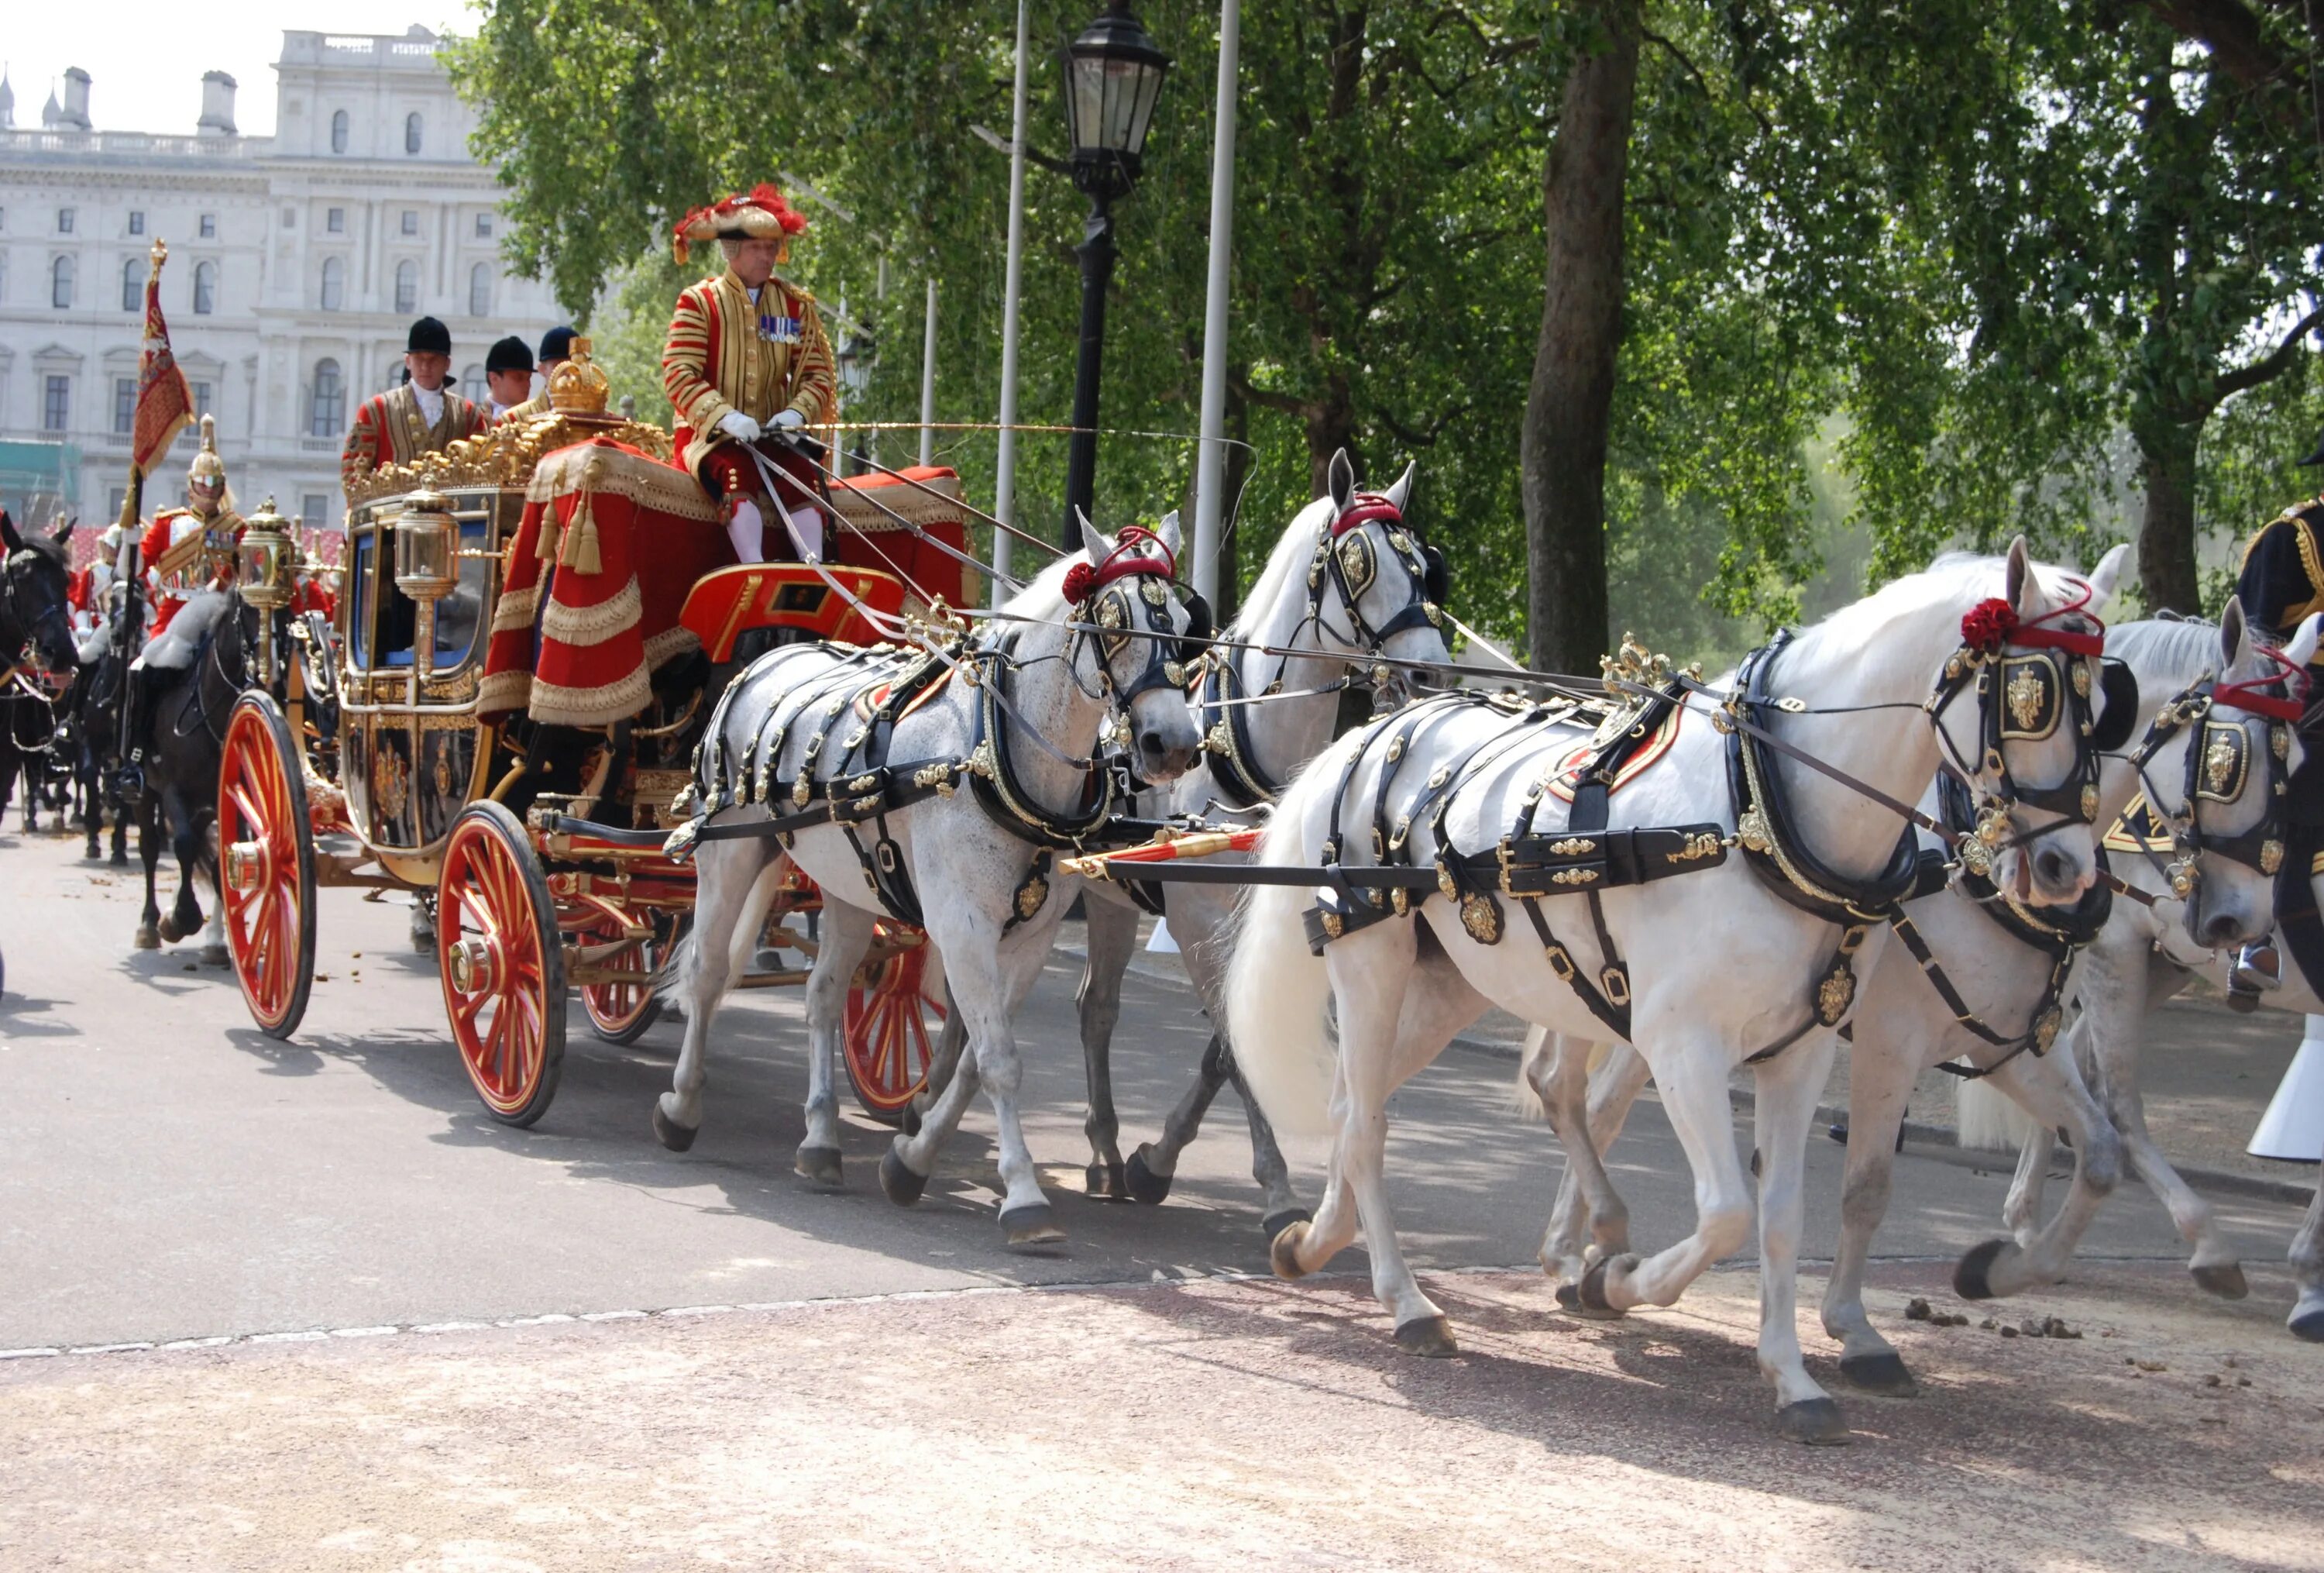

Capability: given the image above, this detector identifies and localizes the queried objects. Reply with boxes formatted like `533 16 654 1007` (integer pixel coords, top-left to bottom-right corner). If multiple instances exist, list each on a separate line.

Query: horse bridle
1063 525 1196 712
1926 587 2113 875
2119 656 2302 899
2 547 74 671
1200 495 1446 807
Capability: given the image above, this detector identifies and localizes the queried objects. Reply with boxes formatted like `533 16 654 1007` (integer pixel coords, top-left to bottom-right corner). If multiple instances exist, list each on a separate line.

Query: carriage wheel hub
224 841 267 895
448 937 500 995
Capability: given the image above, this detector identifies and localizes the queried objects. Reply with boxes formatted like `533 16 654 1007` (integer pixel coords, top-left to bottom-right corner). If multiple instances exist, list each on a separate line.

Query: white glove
717 410 762 443
771 408 806 432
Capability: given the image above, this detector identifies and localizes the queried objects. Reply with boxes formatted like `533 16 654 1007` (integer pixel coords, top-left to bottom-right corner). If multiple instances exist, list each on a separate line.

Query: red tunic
339 383 488 495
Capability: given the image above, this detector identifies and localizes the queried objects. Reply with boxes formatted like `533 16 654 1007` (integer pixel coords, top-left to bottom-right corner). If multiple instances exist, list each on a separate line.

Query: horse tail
1954 1072 2039 1151
1222 739 1353 1141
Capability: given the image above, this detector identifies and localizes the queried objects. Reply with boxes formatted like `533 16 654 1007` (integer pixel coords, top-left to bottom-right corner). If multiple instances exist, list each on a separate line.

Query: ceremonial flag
129 239 192 481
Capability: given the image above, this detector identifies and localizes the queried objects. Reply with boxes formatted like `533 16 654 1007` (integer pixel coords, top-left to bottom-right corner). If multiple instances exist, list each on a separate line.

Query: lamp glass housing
1064 4 1169 164
393 502 458 603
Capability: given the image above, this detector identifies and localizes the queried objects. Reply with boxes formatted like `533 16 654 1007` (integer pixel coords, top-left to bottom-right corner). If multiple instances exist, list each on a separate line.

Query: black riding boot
117 664 155 797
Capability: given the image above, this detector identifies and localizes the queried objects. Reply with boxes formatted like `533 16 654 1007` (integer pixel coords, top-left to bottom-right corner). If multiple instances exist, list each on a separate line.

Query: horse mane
996 549 1077 624
2102 616 2222 680
13 530 69 571
1229 495 1334 640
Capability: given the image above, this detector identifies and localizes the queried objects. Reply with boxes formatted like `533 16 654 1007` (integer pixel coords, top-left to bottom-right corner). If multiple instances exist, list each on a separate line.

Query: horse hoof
109 851 128 869
1001 1203 1064 1248
1776 1398 1851 1446
1953 1238 2015 1301
1260 1206 1311 1244
134 924 161 952
794 1144 844 1189
2191 1261 2249 1301
1575 1255 1635 1320
1270 1219 1312 1281
2288 1299 2324 1344
651 1103 698 1153
1838 1351 1920 1397
156 914 187 945
200 942 230 968
1085 1161 1129 1201
1123 1145 1173 1205
878 1147 929 1206
1554 1282 1583 1313
1393 1316 1459 1358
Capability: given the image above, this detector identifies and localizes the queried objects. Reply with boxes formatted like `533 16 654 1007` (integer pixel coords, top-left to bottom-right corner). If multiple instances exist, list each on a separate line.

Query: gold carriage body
217 401 941 1127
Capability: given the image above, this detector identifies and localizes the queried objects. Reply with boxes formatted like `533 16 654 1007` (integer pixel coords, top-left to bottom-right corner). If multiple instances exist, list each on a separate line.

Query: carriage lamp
238 497 296 687
1057 2 1169 547
393 489 459 683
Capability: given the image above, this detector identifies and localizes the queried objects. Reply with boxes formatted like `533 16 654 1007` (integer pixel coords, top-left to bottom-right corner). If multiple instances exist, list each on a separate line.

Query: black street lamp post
1057 2 1169 547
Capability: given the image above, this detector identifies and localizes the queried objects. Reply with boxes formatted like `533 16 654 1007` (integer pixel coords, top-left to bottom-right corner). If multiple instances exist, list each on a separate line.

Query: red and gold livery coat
661 269 837 477
139 504 242 638
339 382 489 496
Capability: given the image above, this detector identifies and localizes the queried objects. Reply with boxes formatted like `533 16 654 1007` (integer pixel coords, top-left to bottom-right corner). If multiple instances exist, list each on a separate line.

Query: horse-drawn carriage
217 368 957 1127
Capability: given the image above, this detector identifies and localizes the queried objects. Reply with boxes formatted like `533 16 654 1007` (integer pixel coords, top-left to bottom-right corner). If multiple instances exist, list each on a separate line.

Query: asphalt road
1 825 2310 1353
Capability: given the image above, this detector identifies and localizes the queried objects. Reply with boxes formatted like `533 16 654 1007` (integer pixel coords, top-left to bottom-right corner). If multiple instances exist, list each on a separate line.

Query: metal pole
1191 0 1239 602
992 0 1033 583
918 275 938 470
1061 195 1116 548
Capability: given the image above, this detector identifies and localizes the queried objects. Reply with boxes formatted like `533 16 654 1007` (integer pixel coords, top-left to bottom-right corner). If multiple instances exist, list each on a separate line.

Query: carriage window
347 530 376 669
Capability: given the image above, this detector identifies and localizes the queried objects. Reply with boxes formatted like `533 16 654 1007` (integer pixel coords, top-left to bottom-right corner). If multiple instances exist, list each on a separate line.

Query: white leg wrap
784 504 825 563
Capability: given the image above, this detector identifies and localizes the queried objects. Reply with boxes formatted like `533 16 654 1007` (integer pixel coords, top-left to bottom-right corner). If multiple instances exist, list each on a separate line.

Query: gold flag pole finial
149 236 168 274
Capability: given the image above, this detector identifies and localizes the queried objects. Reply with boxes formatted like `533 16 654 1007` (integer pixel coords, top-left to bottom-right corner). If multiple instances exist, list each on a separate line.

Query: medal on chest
758 312 802 346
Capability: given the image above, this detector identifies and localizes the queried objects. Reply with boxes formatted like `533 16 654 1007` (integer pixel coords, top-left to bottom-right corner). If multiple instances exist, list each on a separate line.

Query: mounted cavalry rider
119 415 242 789
2227 425 2324 1003
338 316 489 496
660 182 838 566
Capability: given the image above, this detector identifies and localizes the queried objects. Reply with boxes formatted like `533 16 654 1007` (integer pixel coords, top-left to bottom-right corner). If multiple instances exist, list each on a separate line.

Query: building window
194 261 217 315
320 256 345 312
281 207 296 230
191 381 214 424
301 494 329 528
310 359 344 437
460 364 487 404
122 258 142 312
43 376 70 432
394 259 418 314
401 209 418 236
57 208 74 234
467 263 492 318
331 109 349 154
199 213 216 239
326 207 345 234
128 211 146 236
474 212 492 239
51 256 74 309
114 377 136 435
404 112 423 155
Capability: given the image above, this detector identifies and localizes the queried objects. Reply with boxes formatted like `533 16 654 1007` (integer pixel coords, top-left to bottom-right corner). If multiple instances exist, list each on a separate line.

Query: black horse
0 511 81 831
62 601 132 865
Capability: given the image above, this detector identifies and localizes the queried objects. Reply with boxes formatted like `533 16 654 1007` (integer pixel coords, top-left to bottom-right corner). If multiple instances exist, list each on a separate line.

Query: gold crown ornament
187 413 226 487
548 338 611 415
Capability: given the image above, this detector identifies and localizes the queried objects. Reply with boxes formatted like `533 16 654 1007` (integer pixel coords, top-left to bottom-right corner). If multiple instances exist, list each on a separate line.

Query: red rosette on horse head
672 182 811 267
1064 521 1177 608
1961 578 2105 659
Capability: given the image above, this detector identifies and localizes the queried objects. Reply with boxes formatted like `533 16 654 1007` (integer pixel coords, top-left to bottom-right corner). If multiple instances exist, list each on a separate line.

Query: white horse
1965 638 2324 1342
1066 452 1452 1234
657 513 1203 1245
1526 601 2312 1394
1225 543 2107 1442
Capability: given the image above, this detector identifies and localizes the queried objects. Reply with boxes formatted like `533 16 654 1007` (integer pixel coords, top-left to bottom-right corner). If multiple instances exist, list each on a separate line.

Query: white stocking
726 498 765 565
782 504 825 563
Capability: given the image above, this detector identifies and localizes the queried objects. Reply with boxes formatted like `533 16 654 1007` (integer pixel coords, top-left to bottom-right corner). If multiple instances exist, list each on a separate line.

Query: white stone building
0 27 566 535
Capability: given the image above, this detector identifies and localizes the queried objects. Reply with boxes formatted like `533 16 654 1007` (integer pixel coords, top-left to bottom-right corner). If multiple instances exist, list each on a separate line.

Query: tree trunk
1521 0 1642 674
2133 415 2202 615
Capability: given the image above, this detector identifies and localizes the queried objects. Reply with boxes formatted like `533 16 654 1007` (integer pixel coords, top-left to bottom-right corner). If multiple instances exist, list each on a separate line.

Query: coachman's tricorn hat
407 315 452 356
672 183 809 267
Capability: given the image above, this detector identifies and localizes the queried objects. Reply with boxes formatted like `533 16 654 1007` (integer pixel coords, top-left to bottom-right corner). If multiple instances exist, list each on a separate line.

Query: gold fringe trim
538 574 642 647
487 584 540 639
643 625 702 670
477 667 533 716
528 442 720 521
524 665 654 728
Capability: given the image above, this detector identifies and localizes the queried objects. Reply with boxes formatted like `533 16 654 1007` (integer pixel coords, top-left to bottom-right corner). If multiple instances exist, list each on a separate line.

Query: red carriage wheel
843 931 943 1125
581 911 672 1046
436 800 566 1127
218 692 317 1041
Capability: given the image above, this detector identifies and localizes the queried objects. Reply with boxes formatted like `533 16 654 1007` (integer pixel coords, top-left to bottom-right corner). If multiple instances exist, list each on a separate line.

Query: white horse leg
903 997 967 1135
1075 893 1140 1200
1954 1046 2122 1300
2288 1177 2324 1342
654 845 780 1148
199 861 229 966
2003 1123 2056 1247
1537 1037 1628 1293
1542 1041 1655 1289
796 900 878 1187
1753 1031 1850 1442
1818 1029 1924 1396
1594 1031 1756 1317
978 931 1066 1246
